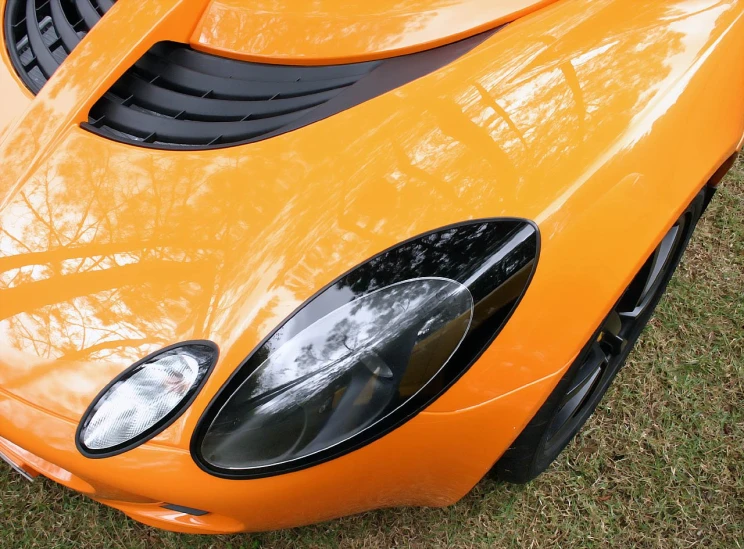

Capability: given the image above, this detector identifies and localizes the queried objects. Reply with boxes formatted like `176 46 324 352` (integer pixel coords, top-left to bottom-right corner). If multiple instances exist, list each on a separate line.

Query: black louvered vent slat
4 0 115 93
110 72 341 122
50 0 82 52
72 0 101 29
92 95 318 145
165 45 379 82
133 44 368 101
96 0 114 12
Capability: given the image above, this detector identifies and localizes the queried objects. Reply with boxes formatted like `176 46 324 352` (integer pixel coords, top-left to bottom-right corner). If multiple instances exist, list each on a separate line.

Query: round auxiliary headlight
77 342 218 457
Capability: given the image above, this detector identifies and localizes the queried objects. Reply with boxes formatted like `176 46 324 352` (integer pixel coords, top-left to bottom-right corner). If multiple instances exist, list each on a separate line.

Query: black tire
494 190 706 483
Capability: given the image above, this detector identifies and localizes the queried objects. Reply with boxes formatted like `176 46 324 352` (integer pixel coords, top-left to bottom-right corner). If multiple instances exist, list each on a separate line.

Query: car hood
0 0 562 435
0 0 731 448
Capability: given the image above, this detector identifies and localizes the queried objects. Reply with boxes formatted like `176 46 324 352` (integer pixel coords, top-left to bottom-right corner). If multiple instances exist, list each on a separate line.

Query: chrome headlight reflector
194 220 539 478
77 342 218 458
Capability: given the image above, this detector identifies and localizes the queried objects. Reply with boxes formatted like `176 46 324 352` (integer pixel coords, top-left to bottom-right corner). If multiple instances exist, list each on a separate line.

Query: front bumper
0 372 558 534
0 435 243 534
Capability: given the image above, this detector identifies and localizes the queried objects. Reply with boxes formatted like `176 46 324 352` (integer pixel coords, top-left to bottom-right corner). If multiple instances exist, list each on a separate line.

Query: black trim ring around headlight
191 219 540 479
76 340 219 459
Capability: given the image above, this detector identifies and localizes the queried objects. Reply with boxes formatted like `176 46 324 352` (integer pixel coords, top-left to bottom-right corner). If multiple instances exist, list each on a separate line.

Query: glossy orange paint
1 0 743 534
191 0 559 64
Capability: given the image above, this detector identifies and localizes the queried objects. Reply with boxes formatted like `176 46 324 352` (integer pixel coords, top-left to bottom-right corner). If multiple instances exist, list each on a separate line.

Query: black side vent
83 32 495 150
4 0 116 94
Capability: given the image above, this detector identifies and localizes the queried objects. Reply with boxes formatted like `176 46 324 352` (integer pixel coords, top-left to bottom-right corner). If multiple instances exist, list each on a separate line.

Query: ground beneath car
1 160 742 549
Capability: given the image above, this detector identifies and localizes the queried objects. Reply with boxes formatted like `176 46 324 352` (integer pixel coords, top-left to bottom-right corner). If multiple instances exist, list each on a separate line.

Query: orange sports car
1 0 742 535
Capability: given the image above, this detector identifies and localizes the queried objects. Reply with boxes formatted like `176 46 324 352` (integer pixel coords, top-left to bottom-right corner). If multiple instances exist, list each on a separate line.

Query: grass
1 162 743 549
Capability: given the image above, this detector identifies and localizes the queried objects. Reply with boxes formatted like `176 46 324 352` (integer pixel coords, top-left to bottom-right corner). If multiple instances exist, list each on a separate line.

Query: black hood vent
83 32 494 150
84 42 382 149
4 0 116 94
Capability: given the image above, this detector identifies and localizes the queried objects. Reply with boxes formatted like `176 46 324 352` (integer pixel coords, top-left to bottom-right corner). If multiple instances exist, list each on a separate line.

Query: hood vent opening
4 0 116 93
83 41 383 149
83 32 495 150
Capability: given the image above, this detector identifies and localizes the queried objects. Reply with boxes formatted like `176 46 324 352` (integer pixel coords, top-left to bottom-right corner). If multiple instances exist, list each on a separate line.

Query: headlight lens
201 277 473 469
194 219 538 477
77 342 218 457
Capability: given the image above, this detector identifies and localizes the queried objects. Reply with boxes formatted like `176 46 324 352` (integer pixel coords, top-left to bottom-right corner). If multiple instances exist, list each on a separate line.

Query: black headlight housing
192 219 539 478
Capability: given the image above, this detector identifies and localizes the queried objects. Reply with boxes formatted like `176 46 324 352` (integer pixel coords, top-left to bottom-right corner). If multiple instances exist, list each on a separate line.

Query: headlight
77 342 218 457
193 219 539 478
